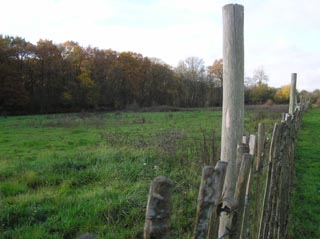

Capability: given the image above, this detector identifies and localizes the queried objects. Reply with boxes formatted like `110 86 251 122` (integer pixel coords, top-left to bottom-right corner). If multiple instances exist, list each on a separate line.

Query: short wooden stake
230 153 252 239
253 124 266 239
255 123 265 172
194 161 228 239
236 143 250 178
258 123 282 239
144 176 173 239
249 134 257 156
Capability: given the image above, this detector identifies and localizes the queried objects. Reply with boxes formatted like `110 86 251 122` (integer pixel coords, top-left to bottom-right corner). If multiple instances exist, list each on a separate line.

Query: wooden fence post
144 176 173 239
255 123 265 172
252 123 266 239
240 135 256 238
208 162 229 239
242 134 250 145
219 4 244 238
258 123 282 239
267 123 284 239
268 123 284 238
289 73 297 115
236 144 250 178
194 161 228 239
249 134 257 156
277 117 291 238
230 153 252 239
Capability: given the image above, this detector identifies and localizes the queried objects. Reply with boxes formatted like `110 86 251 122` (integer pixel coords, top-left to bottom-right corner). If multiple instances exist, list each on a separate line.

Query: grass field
0 107 283 239
289 108 320 239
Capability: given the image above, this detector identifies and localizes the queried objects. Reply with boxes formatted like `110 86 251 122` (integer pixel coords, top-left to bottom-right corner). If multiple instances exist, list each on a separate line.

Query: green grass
0 108 281 239
289 108 320 239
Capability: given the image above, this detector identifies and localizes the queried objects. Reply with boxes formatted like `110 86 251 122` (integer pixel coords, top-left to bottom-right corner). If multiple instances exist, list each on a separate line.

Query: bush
264 99 274 106
274 85 290 104
246 84 275 105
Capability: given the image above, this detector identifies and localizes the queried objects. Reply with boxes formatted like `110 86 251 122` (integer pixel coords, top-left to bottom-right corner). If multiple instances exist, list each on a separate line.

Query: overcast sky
1 0 319 91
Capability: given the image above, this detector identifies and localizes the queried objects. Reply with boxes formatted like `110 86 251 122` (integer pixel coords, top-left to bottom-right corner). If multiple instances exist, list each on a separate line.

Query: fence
142 3 310 239
143 100 308 239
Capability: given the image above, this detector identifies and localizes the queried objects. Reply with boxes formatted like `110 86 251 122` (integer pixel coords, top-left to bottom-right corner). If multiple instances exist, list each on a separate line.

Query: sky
1 0 319 91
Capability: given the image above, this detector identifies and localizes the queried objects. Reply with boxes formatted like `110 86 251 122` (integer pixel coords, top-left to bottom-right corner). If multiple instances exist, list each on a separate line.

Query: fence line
142 100 308 239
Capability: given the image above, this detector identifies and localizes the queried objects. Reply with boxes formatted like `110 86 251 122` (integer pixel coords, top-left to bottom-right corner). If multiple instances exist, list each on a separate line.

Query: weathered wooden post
236 144 250 178
219 3 244 238
144 176 173 239
258 123 283 239
277 119 291 238
253 123 266 239
249 134 257 156
240 135 256 238
242 134 250 145
255 123 265 172
194 161 228 239
230 153 252 239
289 73 297 114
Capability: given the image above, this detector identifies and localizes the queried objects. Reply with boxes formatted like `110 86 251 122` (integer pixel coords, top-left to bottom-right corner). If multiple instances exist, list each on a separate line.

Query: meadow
0 106 284 239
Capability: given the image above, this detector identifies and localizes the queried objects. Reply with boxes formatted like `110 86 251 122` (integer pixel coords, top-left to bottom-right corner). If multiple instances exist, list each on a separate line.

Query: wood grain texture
219 4 244 238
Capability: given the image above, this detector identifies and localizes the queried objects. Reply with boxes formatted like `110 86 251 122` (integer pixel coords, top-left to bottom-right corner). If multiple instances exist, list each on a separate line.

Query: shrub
264 99 274 106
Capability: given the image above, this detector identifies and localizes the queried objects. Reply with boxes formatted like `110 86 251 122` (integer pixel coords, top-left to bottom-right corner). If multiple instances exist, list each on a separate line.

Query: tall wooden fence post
219 3 244 238
289 73 297 114
144 176 173 239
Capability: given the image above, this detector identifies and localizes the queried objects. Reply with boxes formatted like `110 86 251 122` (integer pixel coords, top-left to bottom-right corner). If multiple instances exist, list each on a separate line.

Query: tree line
244 67 320 105
0 35 223 114
1 35 319 115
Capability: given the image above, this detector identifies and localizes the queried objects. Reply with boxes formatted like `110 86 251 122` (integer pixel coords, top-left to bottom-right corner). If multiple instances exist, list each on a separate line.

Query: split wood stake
193 161 228 239
144 176 173 239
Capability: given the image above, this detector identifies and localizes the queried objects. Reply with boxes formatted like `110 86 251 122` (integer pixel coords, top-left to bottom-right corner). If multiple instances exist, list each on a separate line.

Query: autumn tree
248 84 275 104
245 67 274 104
208 58 223 86
60 41 99 109
0 36 30 112
274 85 291 103
208 59 223 106
176 57 207 107
149 62 179 106
87 48 117 108
1 34 232 114
31 39 65 112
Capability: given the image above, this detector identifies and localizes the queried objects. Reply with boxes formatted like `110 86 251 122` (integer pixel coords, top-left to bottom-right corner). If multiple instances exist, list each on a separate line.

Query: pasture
0 107 284 238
